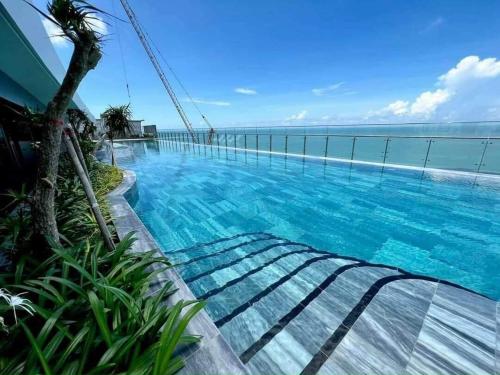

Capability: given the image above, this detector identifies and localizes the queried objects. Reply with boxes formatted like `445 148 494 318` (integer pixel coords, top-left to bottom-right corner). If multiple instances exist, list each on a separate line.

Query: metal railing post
234 133 237 158
225 132 228 159
256 134 259 156
423 138 433 169
244 134 247 150
477 138 490 173
216 133 220 158
269 134 272 154
285 135 288 157
303 135 307 158
203 132 207 156
324 135 329 165
350 137 357 161
382 137 390 165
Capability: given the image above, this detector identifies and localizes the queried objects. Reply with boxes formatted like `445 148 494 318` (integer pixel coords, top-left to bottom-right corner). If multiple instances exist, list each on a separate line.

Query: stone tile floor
169 232 500 375
110 170 500 375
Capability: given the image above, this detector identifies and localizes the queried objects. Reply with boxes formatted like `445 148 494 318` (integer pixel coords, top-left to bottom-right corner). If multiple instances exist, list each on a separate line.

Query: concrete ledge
107 169 249 375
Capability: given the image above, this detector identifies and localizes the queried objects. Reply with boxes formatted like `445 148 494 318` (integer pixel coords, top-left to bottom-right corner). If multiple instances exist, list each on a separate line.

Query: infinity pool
114 140 500 300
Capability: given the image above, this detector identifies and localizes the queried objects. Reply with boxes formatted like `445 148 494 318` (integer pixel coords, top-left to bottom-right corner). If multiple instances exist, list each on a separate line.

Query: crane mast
119 0 199 142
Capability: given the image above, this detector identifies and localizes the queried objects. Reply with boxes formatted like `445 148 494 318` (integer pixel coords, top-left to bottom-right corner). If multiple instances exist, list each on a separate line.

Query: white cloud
421 17 445 34
374 56 500 121
42 15 108 48
439 56 500 87
410 89 450 115
234 87 257 95
383 100 410 115
191 98 231 106
286 110 307 121
86 15 108 35
312 82 344 96
42 19 69 47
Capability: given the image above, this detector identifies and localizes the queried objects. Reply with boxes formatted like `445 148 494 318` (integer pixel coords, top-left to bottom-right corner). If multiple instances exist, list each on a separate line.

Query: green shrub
0 159 203 374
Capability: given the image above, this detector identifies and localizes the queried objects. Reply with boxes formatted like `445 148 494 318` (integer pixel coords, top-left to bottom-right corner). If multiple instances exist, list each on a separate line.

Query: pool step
172 233 499 375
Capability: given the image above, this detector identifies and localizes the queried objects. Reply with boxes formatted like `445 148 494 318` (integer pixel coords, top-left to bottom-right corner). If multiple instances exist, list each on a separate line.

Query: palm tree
101 104 132 166
29 0 103 245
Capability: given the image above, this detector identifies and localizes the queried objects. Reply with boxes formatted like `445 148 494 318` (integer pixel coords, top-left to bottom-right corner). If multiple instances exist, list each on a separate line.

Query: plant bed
0 161 203 375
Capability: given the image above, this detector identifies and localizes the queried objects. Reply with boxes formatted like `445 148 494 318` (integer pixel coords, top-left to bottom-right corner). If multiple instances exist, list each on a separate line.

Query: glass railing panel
271 135 287 153
327 136 355 160
385 137 429 168
259 134 271 152
234 134 244 149
352 136 387 164
245 134 258 150
477 139 500 174
306 135 328 157
224 133 236 149
286 135 306 155
425 138 485 172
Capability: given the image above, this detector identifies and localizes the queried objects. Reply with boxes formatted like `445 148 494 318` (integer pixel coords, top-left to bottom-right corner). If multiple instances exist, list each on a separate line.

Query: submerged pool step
165 232 273 263
171 233 499 375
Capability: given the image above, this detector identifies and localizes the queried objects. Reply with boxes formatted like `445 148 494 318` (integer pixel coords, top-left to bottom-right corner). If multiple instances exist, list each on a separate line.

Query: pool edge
107 169 250 375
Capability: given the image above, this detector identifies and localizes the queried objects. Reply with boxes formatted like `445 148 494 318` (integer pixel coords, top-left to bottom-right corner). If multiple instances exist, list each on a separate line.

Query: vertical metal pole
324 136 329 165
203 132 207 156
269 134 272 154
217 133 220 158
303 135 307 164
256 134 259 157
210 133 213 158
350 137 357 161
476 138 490 173
285 135 288 157
423 138 433 169
234 133 237 159
382 137 390 164
244 134 247 163
380 137 390 175
224 132 228 159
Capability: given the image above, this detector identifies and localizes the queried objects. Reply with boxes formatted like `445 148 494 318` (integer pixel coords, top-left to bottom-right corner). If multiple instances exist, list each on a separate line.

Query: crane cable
111 0 132 103
144 31 214 130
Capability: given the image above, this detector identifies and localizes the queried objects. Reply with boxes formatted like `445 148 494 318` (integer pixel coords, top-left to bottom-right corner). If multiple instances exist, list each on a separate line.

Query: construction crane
119 0 215 144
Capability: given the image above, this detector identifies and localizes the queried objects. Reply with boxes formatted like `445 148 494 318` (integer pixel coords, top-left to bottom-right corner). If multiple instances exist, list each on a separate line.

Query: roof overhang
0 0 94 119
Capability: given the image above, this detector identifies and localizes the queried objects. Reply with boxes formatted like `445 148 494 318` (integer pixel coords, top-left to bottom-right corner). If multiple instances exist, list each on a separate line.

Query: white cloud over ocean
374 56 500 121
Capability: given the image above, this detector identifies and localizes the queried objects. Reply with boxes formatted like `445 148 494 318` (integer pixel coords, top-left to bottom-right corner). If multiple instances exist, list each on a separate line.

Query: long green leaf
87 291 112 347
21 322 54 375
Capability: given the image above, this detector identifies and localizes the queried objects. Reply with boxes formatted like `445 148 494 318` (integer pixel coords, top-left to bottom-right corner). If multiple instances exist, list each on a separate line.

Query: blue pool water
114 140 500 300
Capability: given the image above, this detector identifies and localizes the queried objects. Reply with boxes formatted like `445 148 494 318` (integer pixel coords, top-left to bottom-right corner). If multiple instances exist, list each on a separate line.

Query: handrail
156 130 500 175
158 130 500 140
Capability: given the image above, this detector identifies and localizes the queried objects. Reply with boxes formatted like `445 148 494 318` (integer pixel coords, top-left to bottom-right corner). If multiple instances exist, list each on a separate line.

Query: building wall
95 119 144 138
0 0 93 117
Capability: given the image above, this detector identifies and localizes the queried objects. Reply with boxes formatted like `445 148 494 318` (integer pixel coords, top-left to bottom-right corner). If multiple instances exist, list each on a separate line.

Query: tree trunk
32 42 101 245
63 131 115 251
67 125 89 178
110 138 116 166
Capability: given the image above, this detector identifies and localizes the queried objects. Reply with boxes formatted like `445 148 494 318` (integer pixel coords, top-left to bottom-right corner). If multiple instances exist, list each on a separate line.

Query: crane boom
119 0 199 142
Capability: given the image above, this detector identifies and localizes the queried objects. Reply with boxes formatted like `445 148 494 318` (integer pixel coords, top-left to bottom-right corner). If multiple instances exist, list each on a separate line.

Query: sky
36 0 500 129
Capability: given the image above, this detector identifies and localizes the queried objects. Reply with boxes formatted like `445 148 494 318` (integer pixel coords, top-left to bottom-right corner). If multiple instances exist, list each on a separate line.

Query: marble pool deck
109 170 500 375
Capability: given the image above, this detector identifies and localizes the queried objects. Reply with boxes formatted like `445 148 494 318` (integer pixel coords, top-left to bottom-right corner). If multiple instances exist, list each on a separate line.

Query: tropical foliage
0 156 203 374
101 105 132 165
30 0 103 244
